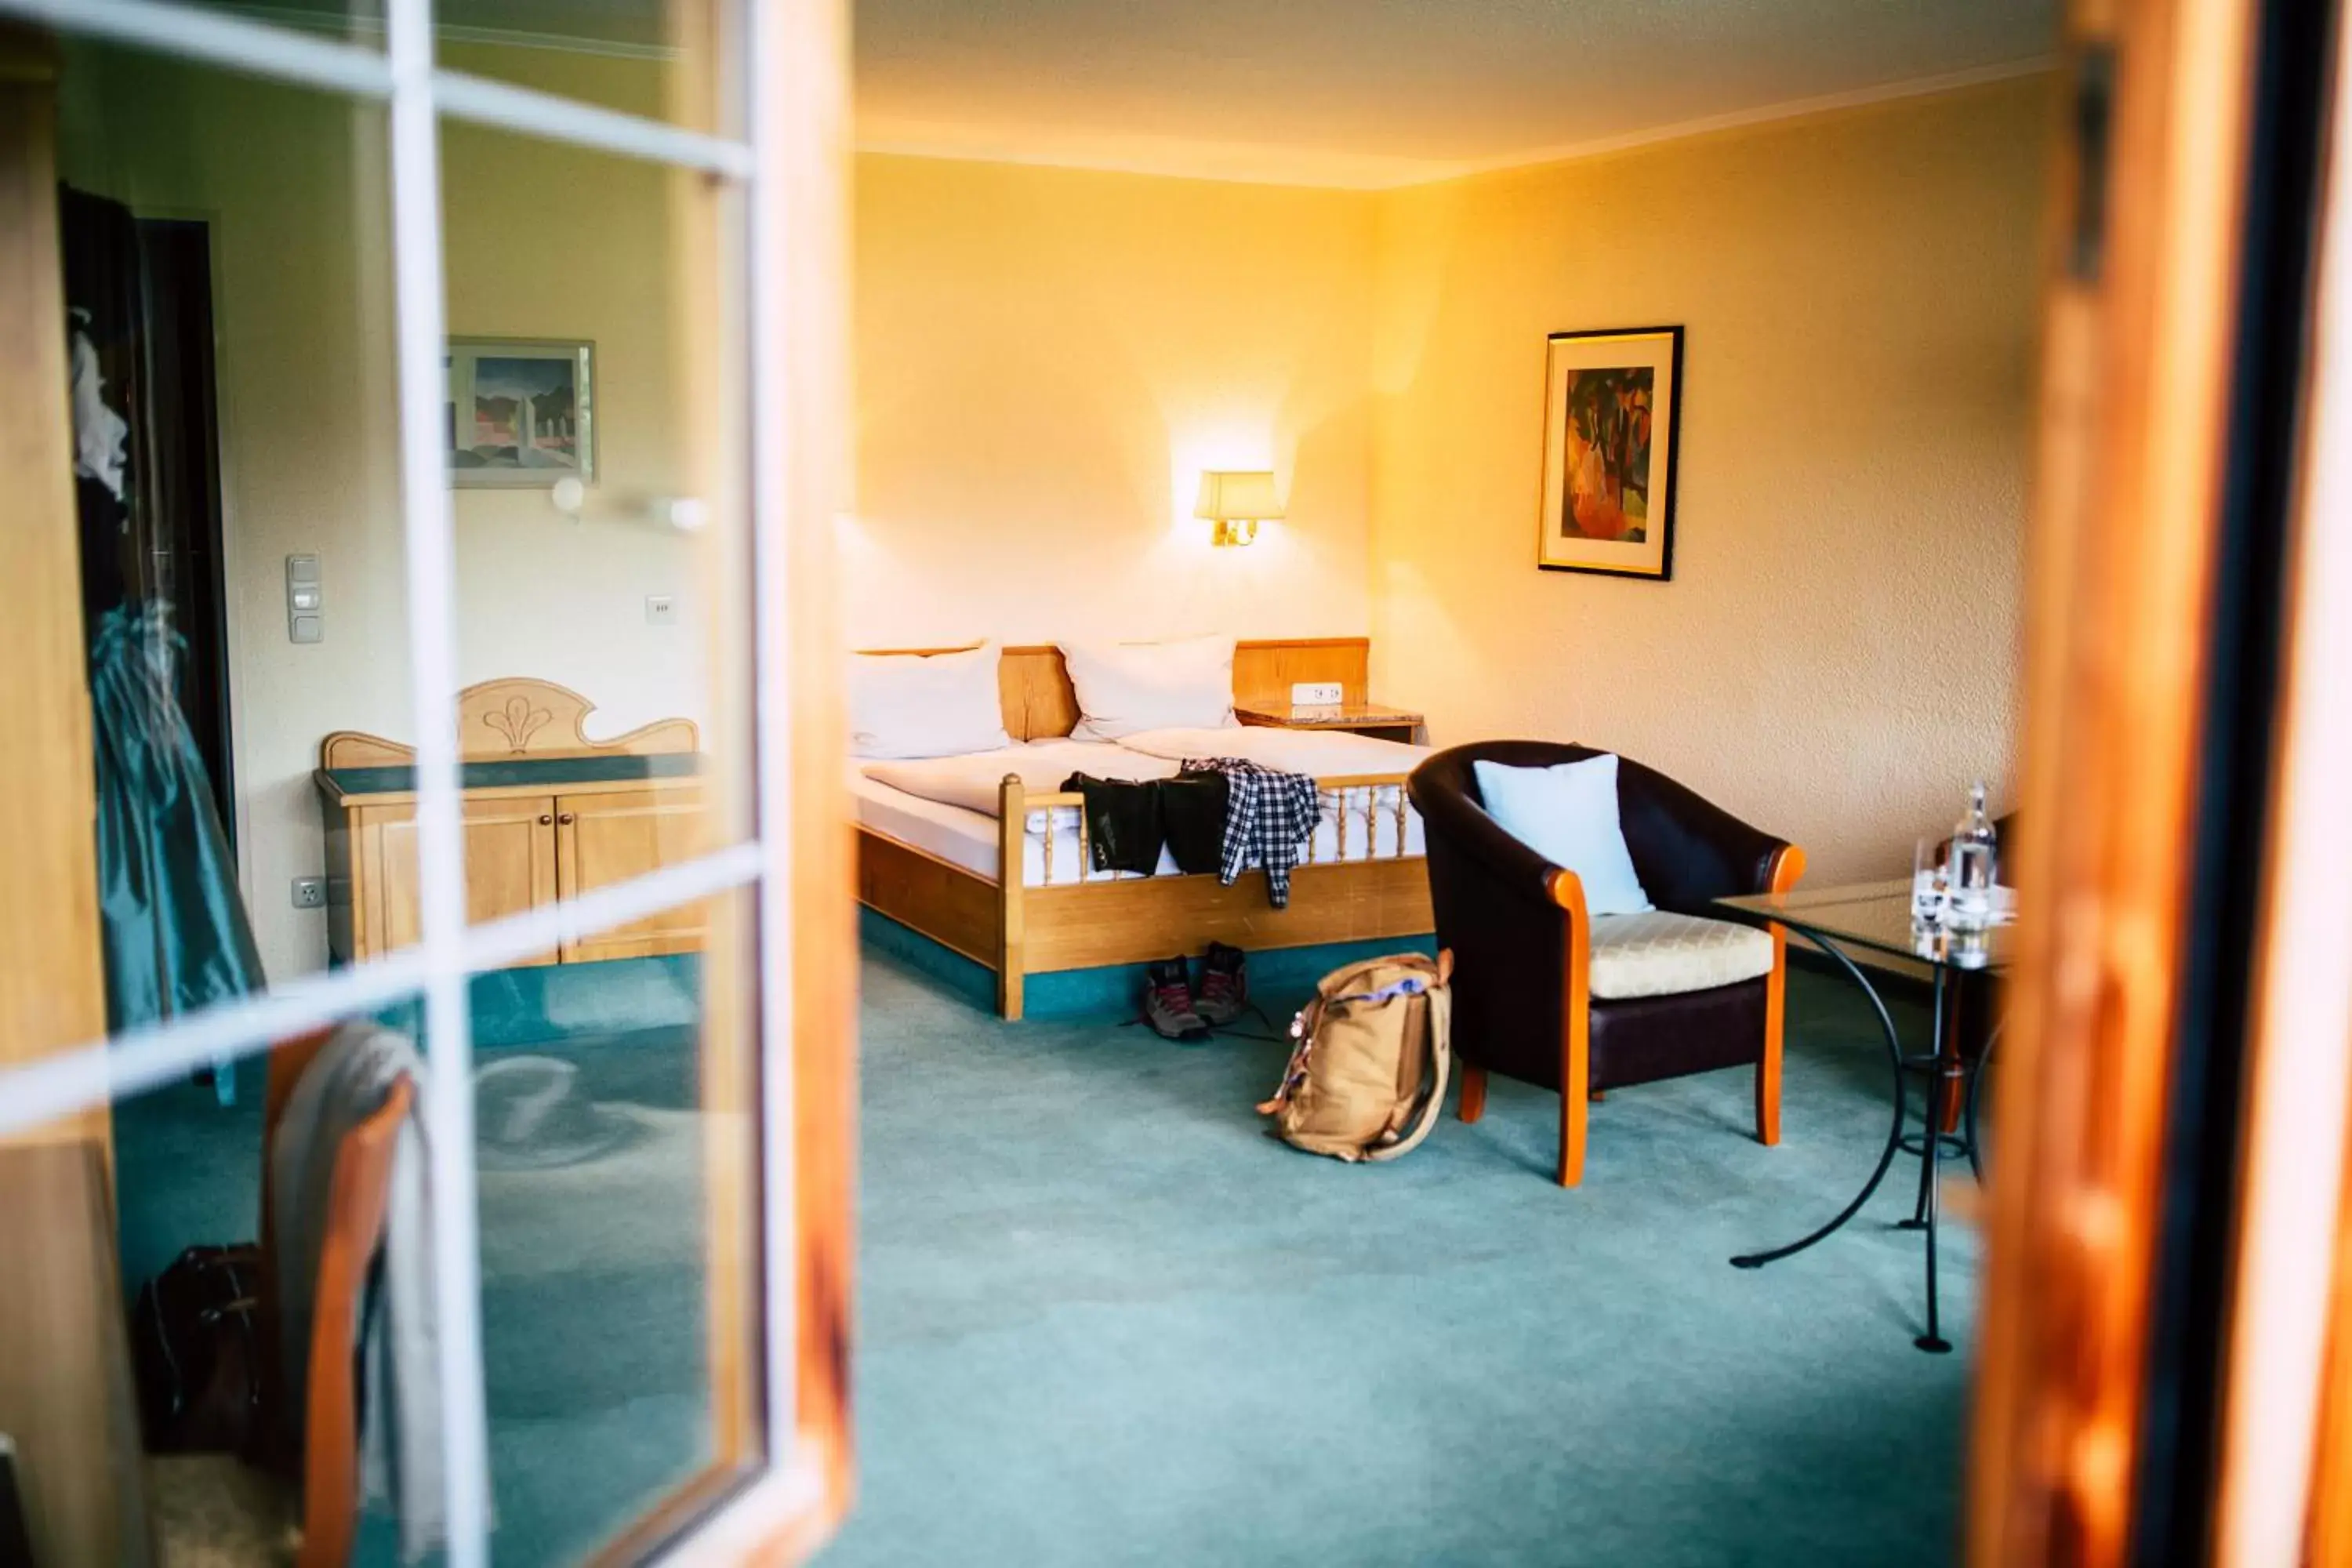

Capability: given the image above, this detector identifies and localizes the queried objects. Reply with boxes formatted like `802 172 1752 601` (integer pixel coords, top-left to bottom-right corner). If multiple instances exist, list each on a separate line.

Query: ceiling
243 0 2058 187
854 0 2060 187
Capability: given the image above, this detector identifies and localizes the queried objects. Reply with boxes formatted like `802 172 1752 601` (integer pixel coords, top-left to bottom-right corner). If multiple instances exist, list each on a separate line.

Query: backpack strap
1254 994 1325 1117
1363 982 1452 1163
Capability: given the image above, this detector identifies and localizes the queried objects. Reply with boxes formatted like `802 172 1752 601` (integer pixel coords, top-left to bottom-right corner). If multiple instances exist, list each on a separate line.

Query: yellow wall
56 51 2047 982
851 154 1377 647
1370 78 2049 880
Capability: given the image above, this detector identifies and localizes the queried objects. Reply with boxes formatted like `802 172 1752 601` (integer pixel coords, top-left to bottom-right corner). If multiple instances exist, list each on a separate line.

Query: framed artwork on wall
446 337 595 488
1536 325 1682 579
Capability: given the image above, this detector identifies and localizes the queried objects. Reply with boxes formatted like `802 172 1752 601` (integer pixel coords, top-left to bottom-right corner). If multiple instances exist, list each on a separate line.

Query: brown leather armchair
1407 742 1806 1188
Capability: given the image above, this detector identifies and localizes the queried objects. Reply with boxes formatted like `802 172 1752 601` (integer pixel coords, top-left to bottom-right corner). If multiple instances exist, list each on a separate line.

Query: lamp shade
1193 470 1285 521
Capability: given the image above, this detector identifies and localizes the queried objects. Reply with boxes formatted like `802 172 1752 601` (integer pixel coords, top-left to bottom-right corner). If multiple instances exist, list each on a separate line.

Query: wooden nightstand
1234 701 1424 746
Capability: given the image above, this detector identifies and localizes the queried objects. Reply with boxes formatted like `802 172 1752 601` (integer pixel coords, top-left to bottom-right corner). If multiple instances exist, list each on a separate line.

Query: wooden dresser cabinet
316 678 710 966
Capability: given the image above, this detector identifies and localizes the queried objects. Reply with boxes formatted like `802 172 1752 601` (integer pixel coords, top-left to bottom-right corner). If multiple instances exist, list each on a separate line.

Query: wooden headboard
857 637 1370 742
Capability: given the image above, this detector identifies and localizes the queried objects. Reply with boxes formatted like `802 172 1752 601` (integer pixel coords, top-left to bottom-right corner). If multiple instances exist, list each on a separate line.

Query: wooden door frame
0 27 133 1568
0 27 108 1127
1969 0 2339 1561
2227 0 2352 1555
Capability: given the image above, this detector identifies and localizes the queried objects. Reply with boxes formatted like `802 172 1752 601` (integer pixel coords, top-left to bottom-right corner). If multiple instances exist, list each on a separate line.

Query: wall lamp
550 475 707 532
1194 470 1283 548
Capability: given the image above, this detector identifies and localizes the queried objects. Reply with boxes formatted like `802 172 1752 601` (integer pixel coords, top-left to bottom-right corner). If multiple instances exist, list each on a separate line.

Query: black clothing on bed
1062 773 1160 875
1060 771 1229 877
1157 772 1229 876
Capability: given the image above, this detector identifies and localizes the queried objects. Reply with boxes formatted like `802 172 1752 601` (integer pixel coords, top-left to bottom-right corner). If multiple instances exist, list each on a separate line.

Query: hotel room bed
851 731 1425 888
852 640 1437 1019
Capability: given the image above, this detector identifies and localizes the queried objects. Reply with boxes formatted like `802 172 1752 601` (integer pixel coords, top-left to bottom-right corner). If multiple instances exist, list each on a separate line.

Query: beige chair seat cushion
1586 911 1774 1000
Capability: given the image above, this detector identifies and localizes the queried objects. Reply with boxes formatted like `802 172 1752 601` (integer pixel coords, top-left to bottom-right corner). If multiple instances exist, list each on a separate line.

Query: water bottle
1947 782 1998 932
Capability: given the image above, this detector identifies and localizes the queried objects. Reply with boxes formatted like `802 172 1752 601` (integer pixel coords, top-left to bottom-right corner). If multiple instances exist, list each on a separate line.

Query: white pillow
1058 635 1238 742
847 643 1012 760
1472 753 1653 916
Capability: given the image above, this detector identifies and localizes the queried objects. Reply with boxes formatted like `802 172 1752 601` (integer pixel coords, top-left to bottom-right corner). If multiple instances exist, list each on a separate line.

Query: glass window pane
436 111 763 1556
474 884 764 1563
146 0 388 50
3 999 423 1567
53 40 419 1029
439 114 756 929
437 0 735 138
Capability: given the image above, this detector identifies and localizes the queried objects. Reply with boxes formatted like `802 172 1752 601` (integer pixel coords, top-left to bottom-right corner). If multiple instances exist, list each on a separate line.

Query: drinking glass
1912 836 1947 928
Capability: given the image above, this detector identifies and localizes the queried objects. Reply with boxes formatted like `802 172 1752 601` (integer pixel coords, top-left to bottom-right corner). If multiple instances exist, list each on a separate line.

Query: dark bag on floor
132 1243 267 1454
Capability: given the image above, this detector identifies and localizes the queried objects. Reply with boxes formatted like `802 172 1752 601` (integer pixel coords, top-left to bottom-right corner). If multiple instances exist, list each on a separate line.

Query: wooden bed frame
854 637 1436 1019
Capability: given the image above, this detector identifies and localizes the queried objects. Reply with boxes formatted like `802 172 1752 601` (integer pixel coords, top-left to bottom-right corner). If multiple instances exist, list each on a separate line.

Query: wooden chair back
260 1027 416 1568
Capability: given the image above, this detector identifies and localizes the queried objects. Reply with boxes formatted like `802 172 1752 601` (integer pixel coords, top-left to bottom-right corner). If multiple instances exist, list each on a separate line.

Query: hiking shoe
1144 956 1210 1042
1195 942 1248 1028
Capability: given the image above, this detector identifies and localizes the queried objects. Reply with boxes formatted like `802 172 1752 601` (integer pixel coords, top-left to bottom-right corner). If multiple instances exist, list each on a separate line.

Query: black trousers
1060 772 1228 876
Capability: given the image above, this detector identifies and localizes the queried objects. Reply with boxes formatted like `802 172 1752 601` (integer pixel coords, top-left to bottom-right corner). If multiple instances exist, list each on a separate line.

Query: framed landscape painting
446 337 595 488
1536 325 1682 579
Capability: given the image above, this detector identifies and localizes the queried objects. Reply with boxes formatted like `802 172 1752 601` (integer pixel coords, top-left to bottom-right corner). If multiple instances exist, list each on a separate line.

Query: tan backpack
1256 949 1454 1163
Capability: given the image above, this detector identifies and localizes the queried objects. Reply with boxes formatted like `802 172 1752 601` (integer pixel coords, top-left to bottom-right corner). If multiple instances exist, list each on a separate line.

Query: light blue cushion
1472 754 1654 916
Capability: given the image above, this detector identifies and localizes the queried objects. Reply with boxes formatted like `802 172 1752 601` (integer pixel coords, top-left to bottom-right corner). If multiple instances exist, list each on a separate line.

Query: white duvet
860 739 1176 816
862 729 1427 818
854 731 1426 884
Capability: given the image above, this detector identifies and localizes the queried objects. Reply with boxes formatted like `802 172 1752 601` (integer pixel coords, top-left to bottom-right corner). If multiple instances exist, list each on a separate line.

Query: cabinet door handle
557 812 575 825
538 814 553 826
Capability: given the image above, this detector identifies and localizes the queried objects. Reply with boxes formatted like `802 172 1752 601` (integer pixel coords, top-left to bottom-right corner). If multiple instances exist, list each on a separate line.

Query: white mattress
850 764 1177 886
850 735 1425 889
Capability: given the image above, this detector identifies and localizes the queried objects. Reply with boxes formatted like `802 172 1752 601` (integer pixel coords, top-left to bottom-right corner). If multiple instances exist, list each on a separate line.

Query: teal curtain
90 601 264 1036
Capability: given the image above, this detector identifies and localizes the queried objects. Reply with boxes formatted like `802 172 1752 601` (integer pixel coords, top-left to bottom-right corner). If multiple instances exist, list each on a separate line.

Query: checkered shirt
1180 757 1322 909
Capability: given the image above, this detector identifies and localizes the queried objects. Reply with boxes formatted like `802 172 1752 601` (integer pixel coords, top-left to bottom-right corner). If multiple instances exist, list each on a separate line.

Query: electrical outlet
644 593 677 626
1291 681 1343 706
292 876 327 909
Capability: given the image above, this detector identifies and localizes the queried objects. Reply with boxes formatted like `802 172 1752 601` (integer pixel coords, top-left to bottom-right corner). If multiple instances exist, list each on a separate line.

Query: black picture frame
1535 324 1684 581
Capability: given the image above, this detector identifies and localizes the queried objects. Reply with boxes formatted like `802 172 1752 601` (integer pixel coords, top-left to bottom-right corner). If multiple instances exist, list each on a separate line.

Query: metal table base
1729 935 1992 1354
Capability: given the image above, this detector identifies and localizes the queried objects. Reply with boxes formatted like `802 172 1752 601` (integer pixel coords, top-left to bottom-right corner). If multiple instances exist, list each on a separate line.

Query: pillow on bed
1058 635 1237 742
848 643 1012 760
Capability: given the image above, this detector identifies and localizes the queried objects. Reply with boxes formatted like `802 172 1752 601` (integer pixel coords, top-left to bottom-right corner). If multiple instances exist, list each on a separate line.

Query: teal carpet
111 946 1976 1565
822 951 1977 1568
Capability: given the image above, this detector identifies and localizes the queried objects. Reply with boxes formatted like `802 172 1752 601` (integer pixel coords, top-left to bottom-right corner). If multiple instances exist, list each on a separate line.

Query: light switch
644 594 677 626
286 554 323 644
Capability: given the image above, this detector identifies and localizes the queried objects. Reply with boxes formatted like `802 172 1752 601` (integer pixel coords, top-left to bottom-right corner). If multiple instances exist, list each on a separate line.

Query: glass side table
1712 879 2013 1353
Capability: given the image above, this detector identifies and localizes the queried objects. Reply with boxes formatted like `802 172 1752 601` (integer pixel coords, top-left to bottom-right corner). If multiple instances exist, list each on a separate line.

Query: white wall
60 43 720 981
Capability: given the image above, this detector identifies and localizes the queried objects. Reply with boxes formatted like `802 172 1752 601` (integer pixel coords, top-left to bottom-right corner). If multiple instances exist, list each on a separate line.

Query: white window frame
0 0 815 1559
